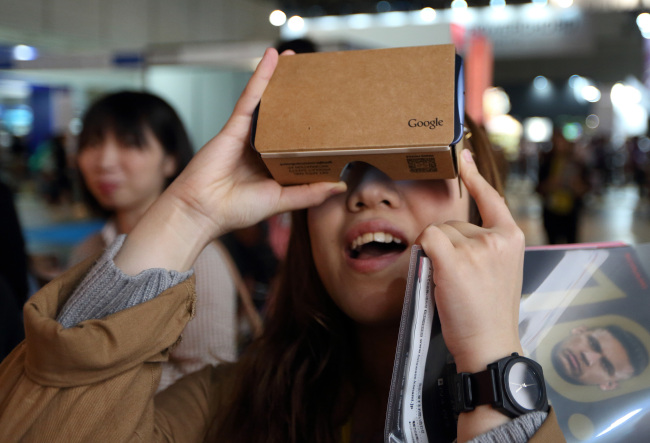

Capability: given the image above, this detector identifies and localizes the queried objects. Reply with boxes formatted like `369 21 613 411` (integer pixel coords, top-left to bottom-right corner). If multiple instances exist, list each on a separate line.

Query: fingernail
329 181 347 194
462 149 474 164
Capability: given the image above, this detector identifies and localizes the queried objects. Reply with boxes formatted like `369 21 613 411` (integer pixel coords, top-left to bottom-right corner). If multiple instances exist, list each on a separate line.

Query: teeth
351 232 403 250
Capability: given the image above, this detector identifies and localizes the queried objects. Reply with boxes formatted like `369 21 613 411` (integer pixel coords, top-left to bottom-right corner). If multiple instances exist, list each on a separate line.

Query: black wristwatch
451 352 549 418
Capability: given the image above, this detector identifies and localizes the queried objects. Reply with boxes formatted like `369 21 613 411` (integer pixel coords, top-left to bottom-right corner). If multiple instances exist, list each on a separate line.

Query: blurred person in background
536 129 591 244
69 91 251 391
0 178 29 361
588 134 611 197
28 132 73 205
625 136 649 198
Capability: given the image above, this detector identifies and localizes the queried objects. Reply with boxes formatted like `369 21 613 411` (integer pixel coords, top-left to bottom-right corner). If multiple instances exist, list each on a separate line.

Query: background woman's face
78 130 175 213
307 163 470 326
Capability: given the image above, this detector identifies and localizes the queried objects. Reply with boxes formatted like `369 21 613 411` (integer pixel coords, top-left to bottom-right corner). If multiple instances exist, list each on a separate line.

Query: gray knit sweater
57 235 547 442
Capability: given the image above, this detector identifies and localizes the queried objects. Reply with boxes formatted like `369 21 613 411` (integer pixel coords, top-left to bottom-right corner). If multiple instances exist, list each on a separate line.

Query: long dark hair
212 114 504 442
77 91 194 217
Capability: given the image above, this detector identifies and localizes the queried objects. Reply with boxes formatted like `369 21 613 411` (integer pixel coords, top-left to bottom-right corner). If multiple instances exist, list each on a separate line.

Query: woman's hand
114 49 346 274
420 149 524 370
168 48 346 238
417 149 526 441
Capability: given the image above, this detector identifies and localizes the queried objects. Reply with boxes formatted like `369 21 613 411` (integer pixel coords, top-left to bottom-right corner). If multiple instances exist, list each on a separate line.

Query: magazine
520 243 650 443
385 242 650 443
385 246 455 443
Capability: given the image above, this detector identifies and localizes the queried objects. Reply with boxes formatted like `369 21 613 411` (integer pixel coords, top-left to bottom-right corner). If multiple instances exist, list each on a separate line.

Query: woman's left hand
418 148 525 374
418 148 526 441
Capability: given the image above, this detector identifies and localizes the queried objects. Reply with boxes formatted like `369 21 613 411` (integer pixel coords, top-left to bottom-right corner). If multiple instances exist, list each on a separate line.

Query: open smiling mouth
348 232 407 260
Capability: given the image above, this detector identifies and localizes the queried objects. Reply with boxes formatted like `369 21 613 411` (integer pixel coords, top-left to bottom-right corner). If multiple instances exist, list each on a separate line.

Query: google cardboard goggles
251 44 465 185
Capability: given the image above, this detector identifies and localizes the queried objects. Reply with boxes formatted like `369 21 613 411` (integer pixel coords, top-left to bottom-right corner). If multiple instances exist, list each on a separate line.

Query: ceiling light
637 12 650 30
376 1 391 13
287 15 305 31
524 117 553 143
568 74 582 88
581 85 601 103
533 75 549 90
420 7 436 22
269 10 287 27
611 83 642 105
12 45 38 61
552 0 573 8
637 13 650 38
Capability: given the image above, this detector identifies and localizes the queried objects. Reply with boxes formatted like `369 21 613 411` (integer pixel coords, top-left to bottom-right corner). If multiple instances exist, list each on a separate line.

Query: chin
343 291 405 327
354 313 403 328
97 201 117 211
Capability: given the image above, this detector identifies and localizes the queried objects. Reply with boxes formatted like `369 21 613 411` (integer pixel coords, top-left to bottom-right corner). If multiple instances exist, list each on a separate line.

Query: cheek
77 153 94 180
406 182 470 227
308 195 345 239
307 202 340 266
307 198 346 289
125 153 164 182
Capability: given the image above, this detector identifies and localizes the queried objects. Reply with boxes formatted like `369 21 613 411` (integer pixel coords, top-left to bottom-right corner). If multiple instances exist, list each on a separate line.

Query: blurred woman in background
69 91 244 391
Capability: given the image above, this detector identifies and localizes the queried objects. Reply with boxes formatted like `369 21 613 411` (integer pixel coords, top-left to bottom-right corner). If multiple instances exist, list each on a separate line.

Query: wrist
114 191 213 275
457 405 511 443
453 337 523 374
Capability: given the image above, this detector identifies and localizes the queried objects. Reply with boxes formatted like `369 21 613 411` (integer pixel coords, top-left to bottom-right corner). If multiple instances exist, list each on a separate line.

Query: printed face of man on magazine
551 325 649 390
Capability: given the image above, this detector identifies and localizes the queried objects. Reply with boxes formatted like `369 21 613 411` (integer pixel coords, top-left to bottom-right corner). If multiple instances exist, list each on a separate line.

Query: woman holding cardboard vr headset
0 49 563 442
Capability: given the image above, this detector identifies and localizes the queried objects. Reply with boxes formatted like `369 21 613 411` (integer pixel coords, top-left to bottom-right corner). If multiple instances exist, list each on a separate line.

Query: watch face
505 361 544 411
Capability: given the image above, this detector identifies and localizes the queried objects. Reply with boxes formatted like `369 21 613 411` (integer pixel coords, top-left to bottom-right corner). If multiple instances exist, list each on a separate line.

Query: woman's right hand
169 48 346 238
114 48 346 274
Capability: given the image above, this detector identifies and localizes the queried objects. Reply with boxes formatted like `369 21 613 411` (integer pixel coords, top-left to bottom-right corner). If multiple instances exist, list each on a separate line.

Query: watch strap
453 367 497 413
471 367 499 407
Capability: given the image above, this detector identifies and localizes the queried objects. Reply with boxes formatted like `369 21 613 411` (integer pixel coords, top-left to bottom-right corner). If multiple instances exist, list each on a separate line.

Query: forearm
58 235 193 328
114 190 214 275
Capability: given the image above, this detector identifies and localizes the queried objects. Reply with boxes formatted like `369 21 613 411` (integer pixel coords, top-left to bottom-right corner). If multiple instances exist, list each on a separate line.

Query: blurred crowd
505 127 650 244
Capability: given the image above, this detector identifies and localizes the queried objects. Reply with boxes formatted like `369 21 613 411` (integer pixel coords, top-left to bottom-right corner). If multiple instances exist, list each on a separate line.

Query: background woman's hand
114 49 346 274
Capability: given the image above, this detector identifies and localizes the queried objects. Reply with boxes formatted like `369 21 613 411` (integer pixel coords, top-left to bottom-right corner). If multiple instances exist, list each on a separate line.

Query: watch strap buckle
451 372 475 415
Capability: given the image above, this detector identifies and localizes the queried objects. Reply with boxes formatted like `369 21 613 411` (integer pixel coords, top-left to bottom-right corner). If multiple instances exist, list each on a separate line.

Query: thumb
276 181 347 213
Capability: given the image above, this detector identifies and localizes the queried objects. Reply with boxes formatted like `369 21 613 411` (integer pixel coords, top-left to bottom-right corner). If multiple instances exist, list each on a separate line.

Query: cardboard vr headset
251 44 465 185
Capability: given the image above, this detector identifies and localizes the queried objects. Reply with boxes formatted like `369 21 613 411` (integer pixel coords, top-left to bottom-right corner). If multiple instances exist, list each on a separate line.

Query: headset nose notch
344 162 401 212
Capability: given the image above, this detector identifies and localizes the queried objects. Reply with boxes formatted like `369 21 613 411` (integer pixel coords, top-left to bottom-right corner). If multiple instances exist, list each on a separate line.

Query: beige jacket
69 224 239 392
0 258 565 442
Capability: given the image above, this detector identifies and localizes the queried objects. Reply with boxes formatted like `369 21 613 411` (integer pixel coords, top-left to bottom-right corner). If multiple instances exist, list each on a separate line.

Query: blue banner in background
0 46 15 69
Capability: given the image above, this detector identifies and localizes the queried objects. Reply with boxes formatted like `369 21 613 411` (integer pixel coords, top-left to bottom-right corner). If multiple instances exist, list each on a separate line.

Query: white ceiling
0 0 648 55
0 0 279 54
0 0 648 85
